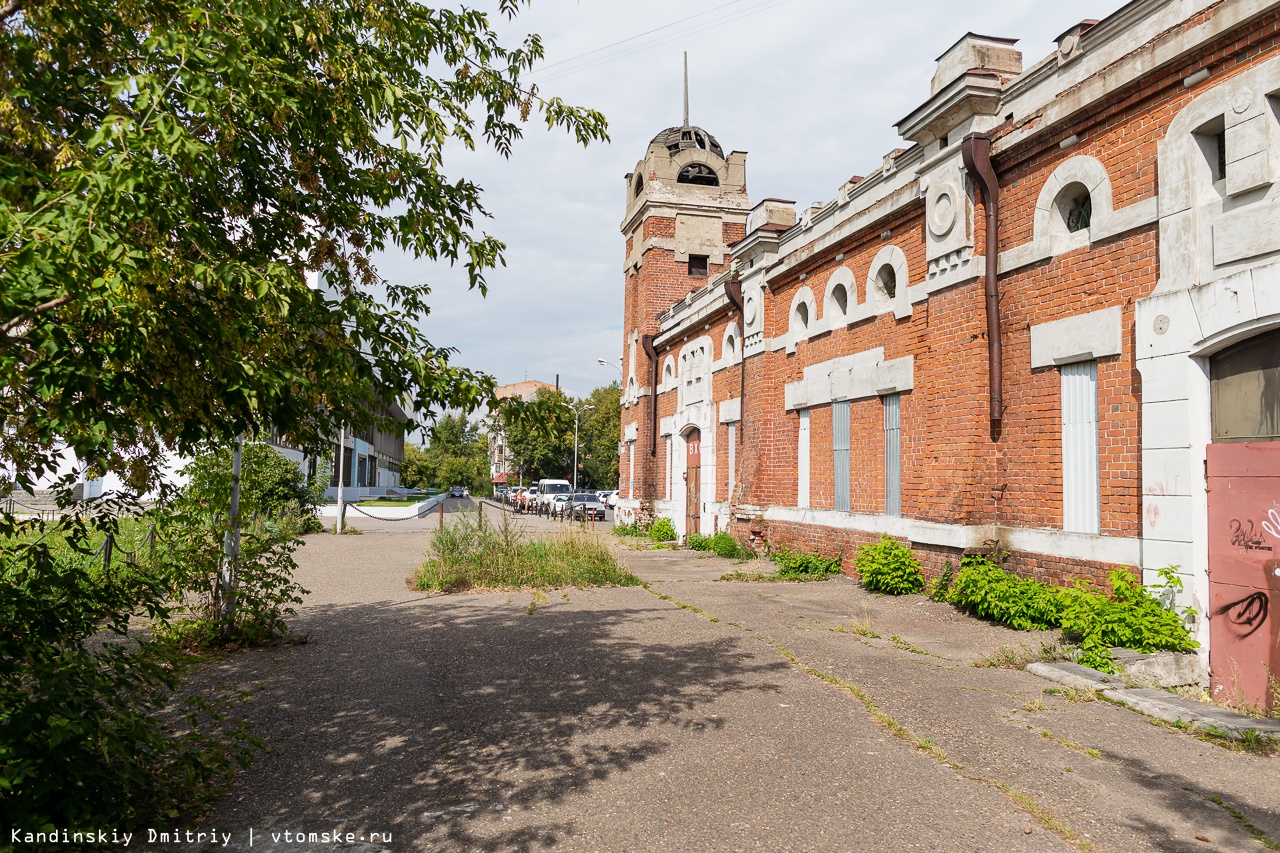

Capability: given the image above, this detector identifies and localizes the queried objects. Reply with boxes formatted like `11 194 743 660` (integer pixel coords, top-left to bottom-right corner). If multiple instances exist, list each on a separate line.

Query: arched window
677 163 720 186
634 174 644 198
794 302 809 330
725 333 736 359
875 265 897 300
1057 182 1092 233
664 361 674 385
831 283 848 316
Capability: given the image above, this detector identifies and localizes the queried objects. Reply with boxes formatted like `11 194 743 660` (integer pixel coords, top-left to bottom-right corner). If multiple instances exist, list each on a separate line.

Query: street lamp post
597 357 622 376
573 403 595 493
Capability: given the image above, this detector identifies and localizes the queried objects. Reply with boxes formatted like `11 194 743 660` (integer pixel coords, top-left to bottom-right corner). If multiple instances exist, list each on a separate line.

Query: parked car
534 478 572 513
449 485 465 498
549 493 573 519
570 493 606 521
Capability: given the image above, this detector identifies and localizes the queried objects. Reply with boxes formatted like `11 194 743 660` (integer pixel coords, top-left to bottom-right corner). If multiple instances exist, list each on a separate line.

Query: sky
376 0 1114 404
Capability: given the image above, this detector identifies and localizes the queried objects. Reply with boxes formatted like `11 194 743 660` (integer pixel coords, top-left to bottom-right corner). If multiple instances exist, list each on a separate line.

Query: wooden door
686 429 701 538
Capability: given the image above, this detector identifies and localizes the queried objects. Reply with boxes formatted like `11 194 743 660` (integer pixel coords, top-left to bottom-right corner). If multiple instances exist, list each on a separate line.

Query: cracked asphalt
185 501 1278 852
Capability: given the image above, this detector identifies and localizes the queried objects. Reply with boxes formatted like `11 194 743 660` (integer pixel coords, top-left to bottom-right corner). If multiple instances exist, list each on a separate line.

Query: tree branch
2 293 74 335
0 0 27 25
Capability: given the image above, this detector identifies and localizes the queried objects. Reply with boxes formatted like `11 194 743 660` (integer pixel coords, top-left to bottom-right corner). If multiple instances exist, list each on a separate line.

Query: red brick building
618 0 1280 710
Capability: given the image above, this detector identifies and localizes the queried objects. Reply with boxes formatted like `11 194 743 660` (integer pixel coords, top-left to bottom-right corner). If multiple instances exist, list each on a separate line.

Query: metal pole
218 433 244 641
573 412 580 493
336 425 345 534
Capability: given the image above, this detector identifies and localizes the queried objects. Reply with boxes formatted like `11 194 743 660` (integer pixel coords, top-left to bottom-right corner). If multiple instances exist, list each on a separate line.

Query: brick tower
616 60 751 522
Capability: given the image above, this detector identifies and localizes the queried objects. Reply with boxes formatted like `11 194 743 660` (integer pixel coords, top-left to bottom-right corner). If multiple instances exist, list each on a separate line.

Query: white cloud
384 0 1109 397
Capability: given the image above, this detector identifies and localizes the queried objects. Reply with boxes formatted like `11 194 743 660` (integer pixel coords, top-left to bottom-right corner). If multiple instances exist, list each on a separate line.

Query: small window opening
677 163 719 186
939 134 949 149
634 175 643 197
725 335 736 358
688 255 708 277
876 265 897 300
831 283 848 316
1194 115 1228 186
1058 183 1092 233
794 302 810 330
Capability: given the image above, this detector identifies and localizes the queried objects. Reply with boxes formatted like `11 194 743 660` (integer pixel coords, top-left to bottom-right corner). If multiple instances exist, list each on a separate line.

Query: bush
854 535 924 595
928 560 956 601
649 517 676 542
710 532 751 560
770 547 841 579
0 500 262 835
945 557 1197 672
1058 569 1198 671
182 442 322 520
948 555 1061 631
689 531 751 559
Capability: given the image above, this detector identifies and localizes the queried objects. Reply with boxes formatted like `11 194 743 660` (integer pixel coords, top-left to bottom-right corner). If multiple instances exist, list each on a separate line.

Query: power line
529 0 753 75
529 0 795 85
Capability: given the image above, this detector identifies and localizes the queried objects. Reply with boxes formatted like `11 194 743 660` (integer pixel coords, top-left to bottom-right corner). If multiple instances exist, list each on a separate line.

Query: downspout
642 334 658 456
723 277 745 447
961 132 1003 423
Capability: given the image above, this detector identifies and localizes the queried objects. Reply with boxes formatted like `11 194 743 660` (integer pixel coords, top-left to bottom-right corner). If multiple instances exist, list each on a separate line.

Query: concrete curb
1027 661 1280 739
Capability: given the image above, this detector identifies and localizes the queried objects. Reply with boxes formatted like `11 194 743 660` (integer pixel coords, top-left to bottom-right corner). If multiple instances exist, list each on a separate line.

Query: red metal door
1206 441 1280 712
686 429 701 538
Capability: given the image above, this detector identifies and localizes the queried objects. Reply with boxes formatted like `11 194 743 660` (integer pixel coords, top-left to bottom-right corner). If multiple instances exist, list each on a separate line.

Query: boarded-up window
1211 329 1280 442
883 394 901 517
798 410 810 509
833 401 850 512
1061 361 1099 534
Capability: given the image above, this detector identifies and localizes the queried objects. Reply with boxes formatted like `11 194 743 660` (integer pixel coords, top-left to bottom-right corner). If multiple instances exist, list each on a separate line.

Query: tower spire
683 52 689 127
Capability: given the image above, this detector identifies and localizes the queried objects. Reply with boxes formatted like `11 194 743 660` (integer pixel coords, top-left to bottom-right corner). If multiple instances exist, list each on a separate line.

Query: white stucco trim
786 286 817 353
784 348 914 410
764 506 1141 565
1030 306 1123 368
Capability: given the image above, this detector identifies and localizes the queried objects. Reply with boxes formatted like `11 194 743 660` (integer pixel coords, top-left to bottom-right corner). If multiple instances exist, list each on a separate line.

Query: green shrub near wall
854 535 924 595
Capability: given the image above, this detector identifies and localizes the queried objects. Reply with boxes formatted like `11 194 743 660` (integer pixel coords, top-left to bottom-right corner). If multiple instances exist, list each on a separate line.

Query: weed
997 784 1093 852
1022 699 1049 713
1044 686 1098 703
928 560 956 602
948 557 1196 672
855 535 924 595
975 640 1072 669
526 590 548 615
890 635 937 657
770 547 841 580
1185 786 1280 850
644 586 719 623
1039 729 1101 759
648 518 677 543
413 512 641 592
849 619 880 638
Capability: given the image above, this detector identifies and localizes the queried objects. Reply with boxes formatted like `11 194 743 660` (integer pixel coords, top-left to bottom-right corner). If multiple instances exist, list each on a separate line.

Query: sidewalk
186 533 1277 852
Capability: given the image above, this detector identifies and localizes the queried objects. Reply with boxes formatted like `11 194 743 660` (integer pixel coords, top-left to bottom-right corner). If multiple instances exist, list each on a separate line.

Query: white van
535 479 572 512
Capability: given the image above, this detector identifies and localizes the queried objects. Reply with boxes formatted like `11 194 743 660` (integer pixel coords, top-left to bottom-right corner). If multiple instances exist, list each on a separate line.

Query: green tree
0 0 606 832
577 382 620 490
400 443 434 491
500 388 573 483
0 0 608 496
425 413 488 493
182 443 313 518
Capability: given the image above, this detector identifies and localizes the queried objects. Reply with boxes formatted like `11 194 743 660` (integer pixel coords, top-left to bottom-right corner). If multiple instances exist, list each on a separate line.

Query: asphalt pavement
181 512 1278 852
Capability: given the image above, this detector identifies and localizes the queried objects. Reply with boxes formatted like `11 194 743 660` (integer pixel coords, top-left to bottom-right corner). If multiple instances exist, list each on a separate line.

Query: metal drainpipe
642 334 658 456
961 132 1004 423
723 278 745 446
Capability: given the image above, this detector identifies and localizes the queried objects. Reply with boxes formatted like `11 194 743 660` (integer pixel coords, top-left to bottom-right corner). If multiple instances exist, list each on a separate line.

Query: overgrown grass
975 639 1074 669
414 512 642 592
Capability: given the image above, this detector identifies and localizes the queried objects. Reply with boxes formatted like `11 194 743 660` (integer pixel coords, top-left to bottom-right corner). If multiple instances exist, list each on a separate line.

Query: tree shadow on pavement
193 593 788 851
